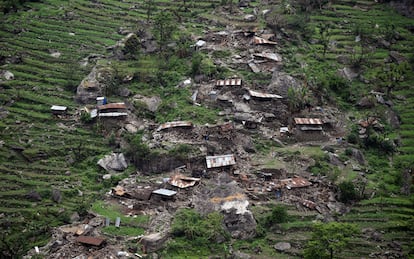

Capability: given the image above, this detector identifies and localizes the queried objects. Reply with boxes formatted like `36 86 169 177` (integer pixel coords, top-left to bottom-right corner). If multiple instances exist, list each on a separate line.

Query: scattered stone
118 87 131 97
103 174 112 180
233 251 251 259
52 189 62 203
97 153 128 172
274 242 291 252
125 123 138 133
25 190 42 202
0 70 14 80
50 50 61 58
244 14 256 22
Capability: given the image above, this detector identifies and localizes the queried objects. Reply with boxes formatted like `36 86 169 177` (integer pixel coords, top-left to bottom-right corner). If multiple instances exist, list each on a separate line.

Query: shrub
263 205 288 227
338 181 358 203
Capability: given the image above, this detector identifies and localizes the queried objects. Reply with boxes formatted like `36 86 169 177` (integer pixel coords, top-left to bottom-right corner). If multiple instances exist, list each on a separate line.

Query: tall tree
304 222 359 259
152 11 177 54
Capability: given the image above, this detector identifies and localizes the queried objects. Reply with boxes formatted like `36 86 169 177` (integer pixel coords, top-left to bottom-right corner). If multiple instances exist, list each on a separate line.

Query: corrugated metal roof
76 236 105 246
215 78 242 87
206 154 236 168
280 177 312 188
248 89 283 99
152 189 177 197
51 105 67 111
294 118 323 125
253 36 277 45
168 174 200 188
97 103 126 110
156 121 193 131
98 112 128 117
253 52 282 62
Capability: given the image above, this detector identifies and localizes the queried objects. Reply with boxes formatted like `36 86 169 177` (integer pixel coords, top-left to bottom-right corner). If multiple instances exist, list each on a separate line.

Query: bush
338 181 358 203
263 205 288 227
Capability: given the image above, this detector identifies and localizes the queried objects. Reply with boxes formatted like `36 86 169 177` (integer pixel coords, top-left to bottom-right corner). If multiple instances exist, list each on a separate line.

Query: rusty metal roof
253 53 282 62
248 89 283 99
206 154 236 168
215 78 242 87
76 236 105 246
280 177 312 188
253 36 277 45
168 174 200 188
112 186 126 196
97 103 126 110
294 118 323 125
152 189 177 197
156 121 193 131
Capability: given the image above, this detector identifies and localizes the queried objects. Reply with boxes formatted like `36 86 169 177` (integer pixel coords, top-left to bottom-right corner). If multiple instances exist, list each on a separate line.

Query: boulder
350 148 366 165
141 233 168 253
75 66 116 104
52 189 62 203
244 14 256 22
0 70 14 80
26 190 42 201
274 242 291 252
268 71 300 98
356 96 375 108
233 251 251 259
238 0 250 8
133 94 162 113
337 67 358 81
385 109 400 129
221 200 257 239
97 153 128 172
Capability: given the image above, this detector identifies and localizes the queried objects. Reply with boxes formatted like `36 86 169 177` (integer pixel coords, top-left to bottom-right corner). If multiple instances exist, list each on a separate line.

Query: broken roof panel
51 105 67 111
76 236 105 246
294 118 323 125
253 36 277 45
253 52 282 62
98 112 128 117
168 174 201 188
97 103 126 110
280 177 312 188
156 121 193 131
248 89 283 99
152 189 177 197
215 78 242 87
206 154 236 168
248 62 260 73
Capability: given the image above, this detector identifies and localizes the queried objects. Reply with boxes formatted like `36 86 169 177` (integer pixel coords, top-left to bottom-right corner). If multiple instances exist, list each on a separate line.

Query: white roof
248 90 283 99
51 105 67 111
152 189 177 197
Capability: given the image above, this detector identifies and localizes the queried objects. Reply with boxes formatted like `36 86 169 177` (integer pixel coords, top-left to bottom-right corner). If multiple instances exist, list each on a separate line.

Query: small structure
97 102 127 118
206 154 236 169
194 39 206 50
51 105 67 115
216 78 242 87
294 118 323 131
253 36 277 45
96 97 107 105
168 174 200 188
76 236 106 247
280 126 290 137
151 189 177 200
248 89 283 100
156 121 193 131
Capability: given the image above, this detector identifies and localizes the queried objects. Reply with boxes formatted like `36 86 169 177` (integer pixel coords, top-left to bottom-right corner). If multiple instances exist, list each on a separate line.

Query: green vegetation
161 209 230 257
304 222 360 259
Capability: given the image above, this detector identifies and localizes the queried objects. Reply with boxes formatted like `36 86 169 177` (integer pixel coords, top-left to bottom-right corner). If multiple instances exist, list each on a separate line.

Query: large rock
268 71 300 98
274 242 291 252
141 233 168 253
76 66 116 104
350 148 366 165
193 174 257 240
97 153 128 172
0 70 14 80
337 67 358 81
133 94 162 113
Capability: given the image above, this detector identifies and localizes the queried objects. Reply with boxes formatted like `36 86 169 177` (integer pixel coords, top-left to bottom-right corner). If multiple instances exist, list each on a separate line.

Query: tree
152 11 177 54
143 0 155 22
123 34 140 59
304 222 359 259
319 22 332 58
338 181 358 203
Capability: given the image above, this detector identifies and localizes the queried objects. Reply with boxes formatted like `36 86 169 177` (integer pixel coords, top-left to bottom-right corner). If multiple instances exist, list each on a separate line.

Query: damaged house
206 154 236 169
97 103 127 118
293 117 327 141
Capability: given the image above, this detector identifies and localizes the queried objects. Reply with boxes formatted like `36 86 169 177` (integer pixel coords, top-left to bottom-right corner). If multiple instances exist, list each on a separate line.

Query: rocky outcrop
75 66 116 104
268 71 300 98
97 153 128 172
